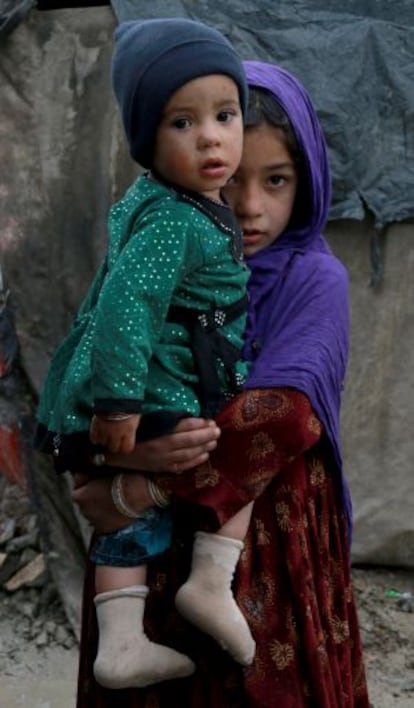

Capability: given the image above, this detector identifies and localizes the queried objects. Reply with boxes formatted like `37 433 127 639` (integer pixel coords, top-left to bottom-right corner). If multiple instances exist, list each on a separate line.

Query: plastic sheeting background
0 4 413 631
111 0 414 228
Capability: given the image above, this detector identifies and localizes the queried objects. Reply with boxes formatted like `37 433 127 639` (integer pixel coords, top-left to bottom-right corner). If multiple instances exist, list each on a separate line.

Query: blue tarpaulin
110 0 414 228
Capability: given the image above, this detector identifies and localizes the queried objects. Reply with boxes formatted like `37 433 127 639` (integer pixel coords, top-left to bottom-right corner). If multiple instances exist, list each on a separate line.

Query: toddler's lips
200 160 227 178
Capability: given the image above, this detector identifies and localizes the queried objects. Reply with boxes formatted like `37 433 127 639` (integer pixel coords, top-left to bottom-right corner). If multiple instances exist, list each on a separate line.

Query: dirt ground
352 566 414 707
0 482 413 708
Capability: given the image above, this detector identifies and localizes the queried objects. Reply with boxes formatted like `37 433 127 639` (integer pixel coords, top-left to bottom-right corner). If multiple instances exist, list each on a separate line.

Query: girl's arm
72 390 322 531
156 387 323 525
71 417 220 531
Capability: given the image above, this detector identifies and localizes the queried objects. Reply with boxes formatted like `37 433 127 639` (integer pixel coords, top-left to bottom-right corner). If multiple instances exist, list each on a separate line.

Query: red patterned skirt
77 389 370 707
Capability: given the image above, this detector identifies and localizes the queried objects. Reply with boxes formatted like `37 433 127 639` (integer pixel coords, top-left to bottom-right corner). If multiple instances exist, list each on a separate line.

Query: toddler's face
153 74 243 201
224 123 298 256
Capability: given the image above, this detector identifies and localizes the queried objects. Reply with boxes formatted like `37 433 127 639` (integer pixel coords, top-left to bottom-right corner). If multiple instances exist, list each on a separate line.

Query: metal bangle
92 452 106 467
111 473 144 519
100 412 136 422
147 479 171 508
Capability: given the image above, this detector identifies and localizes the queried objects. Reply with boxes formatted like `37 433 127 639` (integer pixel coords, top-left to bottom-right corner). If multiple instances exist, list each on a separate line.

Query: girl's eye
172 117 191 129
268 175 286 187
217 110 235 123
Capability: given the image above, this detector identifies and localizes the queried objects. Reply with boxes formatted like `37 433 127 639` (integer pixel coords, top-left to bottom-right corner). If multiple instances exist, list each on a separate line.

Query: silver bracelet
111 473 144 519
147 478 171 508
100 412 136 422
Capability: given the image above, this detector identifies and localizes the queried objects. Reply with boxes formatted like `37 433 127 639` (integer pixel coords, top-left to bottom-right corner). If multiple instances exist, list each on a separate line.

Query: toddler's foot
175 532 255 665
94 587 195 688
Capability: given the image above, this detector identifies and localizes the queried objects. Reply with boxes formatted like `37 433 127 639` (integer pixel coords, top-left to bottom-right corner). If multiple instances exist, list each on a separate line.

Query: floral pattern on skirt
77 388 370 708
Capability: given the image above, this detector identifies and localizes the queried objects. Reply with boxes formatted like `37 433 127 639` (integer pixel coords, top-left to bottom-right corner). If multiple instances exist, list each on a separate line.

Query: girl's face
224 123 298 256
153 74 244 201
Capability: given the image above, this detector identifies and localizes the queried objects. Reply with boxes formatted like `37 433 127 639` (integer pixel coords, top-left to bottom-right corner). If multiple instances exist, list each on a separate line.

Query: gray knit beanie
111 17 248 168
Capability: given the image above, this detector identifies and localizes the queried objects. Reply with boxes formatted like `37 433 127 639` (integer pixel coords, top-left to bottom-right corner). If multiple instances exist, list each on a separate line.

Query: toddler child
35 17 255 690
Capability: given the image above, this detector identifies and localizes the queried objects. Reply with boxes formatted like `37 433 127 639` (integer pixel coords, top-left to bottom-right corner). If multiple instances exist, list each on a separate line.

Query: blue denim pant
91 507 173 567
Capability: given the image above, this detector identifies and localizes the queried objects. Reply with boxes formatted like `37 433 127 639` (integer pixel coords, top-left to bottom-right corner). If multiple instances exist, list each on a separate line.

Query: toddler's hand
90 413 141 454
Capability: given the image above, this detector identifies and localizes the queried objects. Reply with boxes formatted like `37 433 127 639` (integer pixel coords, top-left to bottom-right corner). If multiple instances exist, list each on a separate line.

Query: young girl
35 18 255 690
74 60 370 707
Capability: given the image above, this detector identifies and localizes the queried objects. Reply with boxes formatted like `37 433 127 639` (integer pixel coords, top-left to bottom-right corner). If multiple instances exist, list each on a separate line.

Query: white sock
175 532 255 665
94 585 195 688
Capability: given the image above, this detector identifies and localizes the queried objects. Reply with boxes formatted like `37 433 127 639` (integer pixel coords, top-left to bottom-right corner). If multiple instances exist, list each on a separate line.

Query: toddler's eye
217 110 235 123
173 117 191 129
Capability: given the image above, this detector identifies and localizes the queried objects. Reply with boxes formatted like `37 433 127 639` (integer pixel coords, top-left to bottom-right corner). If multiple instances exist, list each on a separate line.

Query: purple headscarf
242 61 353 538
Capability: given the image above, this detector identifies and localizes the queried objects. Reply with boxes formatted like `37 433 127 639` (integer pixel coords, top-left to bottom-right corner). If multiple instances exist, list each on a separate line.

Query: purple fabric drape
242 61 353 538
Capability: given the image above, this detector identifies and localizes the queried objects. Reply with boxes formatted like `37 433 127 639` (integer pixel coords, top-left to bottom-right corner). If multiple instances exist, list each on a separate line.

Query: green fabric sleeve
72 256 108 325
90 206 202 405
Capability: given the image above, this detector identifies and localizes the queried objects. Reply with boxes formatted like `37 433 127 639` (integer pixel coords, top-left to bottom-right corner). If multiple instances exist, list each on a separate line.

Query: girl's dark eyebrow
264 161 296 171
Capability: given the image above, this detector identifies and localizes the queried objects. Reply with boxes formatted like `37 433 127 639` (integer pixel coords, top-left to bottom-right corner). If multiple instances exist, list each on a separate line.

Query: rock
4 553 46 592
35 631 48 648
0 553 21 586
0 518 16 545
22 601 32 618
6 530 39 553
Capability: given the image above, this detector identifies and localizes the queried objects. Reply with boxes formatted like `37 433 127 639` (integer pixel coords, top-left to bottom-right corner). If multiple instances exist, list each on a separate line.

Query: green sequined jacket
36 176 249 435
